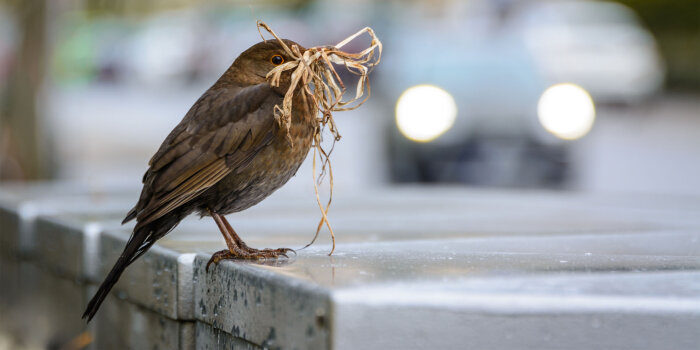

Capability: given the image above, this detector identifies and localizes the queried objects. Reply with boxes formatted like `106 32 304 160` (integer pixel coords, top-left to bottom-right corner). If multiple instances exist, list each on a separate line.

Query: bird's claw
206 247 295 272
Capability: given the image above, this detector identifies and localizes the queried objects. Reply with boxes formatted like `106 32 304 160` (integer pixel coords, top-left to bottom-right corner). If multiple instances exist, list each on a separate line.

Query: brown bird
83 39 316 322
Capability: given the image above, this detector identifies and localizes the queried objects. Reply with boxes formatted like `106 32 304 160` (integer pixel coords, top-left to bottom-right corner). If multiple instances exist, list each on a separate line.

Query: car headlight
395 84 457 142
537 83 596 140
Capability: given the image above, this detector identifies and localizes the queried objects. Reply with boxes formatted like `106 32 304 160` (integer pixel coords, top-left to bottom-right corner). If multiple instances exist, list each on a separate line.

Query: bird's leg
218 215 251 250
206 209 294 272
209 211 247 254
220 214 295 257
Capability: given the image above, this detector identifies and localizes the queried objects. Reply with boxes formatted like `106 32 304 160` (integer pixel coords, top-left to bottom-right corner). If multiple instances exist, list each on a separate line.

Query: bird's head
224 39 305 91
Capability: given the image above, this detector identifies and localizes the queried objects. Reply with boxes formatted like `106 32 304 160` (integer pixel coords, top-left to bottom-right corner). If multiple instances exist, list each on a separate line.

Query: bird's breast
203 91 317 214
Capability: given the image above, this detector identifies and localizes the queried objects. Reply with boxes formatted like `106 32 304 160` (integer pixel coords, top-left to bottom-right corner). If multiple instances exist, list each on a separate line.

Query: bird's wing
125 83 281 226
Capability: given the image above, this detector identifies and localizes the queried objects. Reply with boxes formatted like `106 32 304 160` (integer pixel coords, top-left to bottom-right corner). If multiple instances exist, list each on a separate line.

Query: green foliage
615 0 699 89
615 0 699 31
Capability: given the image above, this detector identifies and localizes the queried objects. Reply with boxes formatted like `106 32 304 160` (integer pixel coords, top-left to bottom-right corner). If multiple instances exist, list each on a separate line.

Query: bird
83 39 317 322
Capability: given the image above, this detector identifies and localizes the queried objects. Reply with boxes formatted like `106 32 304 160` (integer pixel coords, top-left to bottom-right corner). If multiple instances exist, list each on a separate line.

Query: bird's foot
206 247 295 272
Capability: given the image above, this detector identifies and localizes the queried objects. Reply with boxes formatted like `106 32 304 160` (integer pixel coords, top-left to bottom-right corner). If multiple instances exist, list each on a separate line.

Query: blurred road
47 86 698 197
45 84 389 194
571 94 700 196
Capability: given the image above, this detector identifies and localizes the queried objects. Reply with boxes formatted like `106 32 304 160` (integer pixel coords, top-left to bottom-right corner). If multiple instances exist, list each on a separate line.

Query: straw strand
257 20 382 255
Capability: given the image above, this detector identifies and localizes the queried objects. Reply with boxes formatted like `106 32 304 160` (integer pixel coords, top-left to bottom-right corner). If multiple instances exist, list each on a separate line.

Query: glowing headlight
395 85 457 142
538 83 596 140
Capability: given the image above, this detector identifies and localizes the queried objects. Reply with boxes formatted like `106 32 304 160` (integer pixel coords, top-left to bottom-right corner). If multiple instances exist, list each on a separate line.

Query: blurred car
514 0 665 104
380 0 664 187
123 10 315 87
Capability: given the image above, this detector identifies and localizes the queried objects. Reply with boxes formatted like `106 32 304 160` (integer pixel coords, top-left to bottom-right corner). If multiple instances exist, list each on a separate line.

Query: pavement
572 94 700 195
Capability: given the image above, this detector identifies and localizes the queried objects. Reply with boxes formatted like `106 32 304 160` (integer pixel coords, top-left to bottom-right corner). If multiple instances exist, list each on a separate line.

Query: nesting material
257 21 382 255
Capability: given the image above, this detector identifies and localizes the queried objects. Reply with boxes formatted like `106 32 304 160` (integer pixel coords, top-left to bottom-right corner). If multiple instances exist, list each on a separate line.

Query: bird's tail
82 224 153 322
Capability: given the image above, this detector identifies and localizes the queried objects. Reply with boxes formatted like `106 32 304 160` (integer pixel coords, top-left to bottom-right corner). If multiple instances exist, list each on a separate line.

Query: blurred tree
0 0 315 181
81 0 312 17
615 0 700 90
0 0 50 180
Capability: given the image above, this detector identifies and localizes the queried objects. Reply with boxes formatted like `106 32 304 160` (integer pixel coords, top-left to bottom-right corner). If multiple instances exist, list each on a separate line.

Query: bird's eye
270 55 284 65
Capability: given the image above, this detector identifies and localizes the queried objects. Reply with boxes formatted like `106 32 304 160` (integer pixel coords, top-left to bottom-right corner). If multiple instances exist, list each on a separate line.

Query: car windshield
559 3 639 26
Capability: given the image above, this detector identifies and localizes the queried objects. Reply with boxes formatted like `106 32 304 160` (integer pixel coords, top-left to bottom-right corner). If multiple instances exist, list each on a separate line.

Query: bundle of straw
257 20 382 255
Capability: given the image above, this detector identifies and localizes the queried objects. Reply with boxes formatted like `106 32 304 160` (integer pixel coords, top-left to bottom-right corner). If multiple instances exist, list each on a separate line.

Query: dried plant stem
302 135 335 253
257 20 382 255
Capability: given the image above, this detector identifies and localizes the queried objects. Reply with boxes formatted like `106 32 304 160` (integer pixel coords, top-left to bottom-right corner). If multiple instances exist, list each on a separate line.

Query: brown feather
90 39 314 322
132 83 280 226
139 159 230 225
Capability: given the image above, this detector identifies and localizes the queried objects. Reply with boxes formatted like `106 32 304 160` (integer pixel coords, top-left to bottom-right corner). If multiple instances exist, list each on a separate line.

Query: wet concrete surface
1 184 699 349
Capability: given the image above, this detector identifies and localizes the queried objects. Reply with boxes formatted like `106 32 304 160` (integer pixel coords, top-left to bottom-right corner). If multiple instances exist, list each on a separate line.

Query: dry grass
257 20 382 255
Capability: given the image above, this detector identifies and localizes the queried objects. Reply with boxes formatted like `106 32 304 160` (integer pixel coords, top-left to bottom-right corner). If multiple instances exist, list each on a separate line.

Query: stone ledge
94 293 194 350
193 254 331 350
2 183 700 350
102 228 190 320
34 213 125 281
0 184 134 258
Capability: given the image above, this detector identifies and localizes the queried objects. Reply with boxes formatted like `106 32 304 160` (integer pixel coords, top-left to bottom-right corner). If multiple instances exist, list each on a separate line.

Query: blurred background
0 0 698 196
